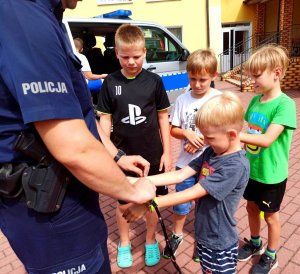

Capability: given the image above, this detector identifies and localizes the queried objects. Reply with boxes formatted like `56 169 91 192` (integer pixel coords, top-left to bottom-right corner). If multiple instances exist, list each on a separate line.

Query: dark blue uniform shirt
0 0 99 162
0 1 109 273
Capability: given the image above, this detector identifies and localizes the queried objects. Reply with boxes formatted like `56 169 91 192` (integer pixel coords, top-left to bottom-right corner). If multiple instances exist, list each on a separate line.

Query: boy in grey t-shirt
123 92 250 274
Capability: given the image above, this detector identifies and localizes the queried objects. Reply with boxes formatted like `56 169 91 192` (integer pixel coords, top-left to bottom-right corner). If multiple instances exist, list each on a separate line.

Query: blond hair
244 44 289 79
115 24 145 48
186 49 217 77
74 37 84 52
195 92 244 132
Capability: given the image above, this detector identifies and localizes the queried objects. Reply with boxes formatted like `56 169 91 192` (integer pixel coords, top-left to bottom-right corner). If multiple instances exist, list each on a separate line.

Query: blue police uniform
0 1 111 273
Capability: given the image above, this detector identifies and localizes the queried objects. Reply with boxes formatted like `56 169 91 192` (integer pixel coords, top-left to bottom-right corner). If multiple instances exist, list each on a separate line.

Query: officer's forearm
34 119 146 203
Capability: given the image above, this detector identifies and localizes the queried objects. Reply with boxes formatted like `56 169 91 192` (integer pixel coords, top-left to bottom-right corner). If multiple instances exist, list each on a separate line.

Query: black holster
13 131 70 213
0 163 27 198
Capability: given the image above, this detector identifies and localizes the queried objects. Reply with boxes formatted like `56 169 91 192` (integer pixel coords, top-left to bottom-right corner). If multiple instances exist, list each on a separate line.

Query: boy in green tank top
237 44 297 274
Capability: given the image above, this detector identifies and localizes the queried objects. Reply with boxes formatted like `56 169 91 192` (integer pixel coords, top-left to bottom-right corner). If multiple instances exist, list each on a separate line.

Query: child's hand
184 142 199 154
159 152 172 172
185 131 204 149
122 203 149 223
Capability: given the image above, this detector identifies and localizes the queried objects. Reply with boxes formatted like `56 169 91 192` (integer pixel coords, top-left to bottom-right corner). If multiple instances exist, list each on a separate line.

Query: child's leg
264 211 281 250
116 202 134 268
246 200 261 236
144 187 163 267
173 213 187 235
238 179 265 262
116 203 131 246
145 210 158 244
163 170 197 259
172 169 195 235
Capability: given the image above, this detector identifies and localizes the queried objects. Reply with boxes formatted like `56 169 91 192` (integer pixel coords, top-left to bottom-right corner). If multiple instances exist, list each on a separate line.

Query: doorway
220 23 252 73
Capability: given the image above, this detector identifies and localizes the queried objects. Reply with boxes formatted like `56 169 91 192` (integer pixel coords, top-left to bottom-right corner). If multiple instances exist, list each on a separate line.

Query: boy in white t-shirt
74 37 107 103
163 49 222 261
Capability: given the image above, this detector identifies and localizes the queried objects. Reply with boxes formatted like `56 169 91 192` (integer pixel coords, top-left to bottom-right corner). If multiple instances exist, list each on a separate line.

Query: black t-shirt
97 69 170 164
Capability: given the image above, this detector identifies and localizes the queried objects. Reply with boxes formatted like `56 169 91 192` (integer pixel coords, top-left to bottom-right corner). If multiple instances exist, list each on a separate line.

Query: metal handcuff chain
150 200 182 274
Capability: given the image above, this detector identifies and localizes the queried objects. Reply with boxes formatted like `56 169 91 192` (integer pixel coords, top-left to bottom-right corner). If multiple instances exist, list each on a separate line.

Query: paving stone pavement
0 79 299 274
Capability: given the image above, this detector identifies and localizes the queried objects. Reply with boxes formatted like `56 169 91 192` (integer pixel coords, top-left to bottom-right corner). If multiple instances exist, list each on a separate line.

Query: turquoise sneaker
145 240 160 266
117 242 133 268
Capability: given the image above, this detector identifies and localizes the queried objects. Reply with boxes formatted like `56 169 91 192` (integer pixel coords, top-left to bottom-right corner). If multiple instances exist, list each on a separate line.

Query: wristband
114 149 126 162
149 197 158 212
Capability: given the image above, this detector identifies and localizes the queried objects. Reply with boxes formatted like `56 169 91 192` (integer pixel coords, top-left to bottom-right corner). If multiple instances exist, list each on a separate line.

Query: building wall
208 0 222 60
265 0 279 33
293 0 300 24
64 0 208 53
221 0 255 24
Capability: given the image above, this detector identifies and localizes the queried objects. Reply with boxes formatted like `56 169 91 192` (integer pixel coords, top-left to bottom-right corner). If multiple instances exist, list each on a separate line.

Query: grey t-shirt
188 147 249 250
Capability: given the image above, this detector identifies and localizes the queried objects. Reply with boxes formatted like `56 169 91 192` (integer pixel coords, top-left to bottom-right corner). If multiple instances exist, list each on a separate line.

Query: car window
141 26 182 63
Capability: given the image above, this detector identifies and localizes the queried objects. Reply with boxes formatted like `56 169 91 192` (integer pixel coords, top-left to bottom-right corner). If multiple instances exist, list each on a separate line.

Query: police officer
0 1 155 273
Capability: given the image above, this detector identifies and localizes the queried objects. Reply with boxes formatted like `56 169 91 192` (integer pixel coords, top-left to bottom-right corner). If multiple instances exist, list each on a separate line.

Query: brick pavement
0 79 299 274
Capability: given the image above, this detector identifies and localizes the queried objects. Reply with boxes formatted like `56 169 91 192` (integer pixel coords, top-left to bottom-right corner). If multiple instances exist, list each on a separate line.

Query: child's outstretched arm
240 123 284 148
157 110 172 172
123 182 207 222
128 165 196 186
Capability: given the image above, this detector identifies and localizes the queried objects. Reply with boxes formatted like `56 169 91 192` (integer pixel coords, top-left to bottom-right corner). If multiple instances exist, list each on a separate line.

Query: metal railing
219 24 300 75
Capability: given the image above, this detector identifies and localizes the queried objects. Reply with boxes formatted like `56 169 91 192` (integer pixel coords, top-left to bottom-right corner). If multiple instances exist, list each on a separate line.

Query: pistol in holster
13 131 70 213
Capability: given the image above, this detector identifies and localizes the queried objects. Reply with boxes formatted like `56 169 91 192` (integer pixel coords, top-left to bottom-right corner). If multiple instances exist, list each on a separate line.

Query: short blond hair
115 24 145 48
195 92 244 132
186 49 217 77
244 44 289 79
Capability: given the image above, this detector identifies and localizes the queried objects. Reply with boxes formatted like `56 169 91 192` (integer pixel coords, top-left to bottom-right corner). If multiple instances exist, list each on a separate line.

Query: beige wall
209 0 222 59
65 0 208 52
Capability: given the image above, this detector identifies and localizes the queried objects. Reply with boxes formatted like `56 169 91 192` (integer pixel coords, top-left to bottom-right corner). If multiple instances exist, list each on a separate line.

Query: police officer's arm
34 119 155 204
96 120 150 176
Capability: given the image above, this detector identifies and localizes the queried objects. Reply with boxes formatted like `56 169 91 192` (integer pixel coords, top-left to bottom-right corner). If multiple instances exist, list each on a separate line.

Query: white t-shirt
75 52 91 72
170 88 222 168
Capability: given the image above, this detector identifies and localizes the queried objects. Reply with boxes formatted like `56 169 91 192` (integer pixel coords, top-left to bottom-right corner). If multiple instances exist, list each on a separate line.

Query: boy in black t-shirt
97 24 172 268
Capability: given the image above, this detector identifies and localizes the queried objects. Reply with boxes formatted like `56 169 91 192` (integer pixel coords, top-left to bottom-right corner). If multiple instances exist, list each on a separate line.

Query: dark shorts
119 164 168 205
0 181 111 274
197 241 238 274
243 178 287 213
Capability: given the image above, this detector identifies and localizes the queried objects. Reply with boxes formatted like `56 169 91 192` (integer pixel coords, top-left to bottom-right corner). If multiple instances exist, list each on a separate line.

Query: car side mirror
180 49 190 61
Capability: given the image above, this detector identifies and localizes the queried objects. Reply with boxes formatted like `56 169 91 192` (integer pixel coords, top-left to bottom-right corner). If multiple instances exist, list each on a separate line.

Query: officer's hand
117 155 150 177
133 178 156 204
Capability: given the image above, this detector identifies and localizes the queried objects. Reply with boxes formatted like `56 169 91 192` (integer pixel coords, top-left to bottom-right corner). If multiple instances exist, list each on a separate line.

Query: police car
63 9 190 105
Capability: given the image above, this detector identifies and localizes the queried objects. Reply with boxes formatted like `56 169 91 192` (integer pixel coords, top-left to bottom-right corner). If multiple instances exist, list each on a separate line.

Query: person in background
74 37 107 104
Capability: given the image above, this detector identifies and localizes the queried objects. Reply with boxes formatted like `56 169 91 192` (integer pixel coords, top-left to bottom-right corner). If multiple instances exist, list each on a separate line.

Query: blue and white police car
63 9 190 106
